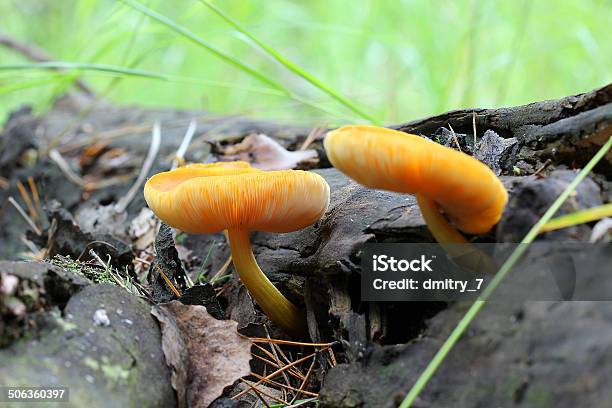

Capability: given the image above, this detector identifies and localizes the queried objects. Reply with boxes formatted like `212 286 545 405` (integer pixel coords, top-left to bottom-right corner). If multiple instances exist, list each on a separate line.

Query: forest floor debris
0 84 610 407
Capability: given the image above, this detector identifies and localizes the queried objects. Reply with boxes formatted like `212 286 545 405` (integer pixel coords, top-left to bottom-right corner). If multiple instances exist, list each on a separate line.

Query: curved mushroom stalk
227 229 307 337
416 194 467 244
417 194 497 273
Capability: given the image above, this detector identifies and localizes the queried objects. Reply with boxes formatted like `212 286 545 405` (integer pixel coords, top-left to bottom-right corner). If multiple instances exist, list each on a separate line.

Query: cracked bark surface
393 83 612 176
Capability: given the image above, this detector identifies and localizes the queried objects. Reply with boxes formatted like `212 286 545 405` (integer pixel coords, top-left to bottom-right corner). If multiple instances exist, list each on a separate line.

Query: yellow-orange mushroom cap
144 161 330 234
144 161 329 336
324 125 507 234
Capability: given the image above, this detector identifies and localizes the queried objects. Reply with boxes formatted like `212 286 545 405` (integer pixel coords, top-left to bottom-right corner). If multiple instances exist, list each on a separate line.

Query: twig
50 147 131 189
90 174 136 190
250 373 318 397
0 32 94 95
448 124 462 152
0 33 48 62
252 344 305 380
233 348 329 400
8 196 41 236
328 348 337 367
57 112 231 154
76 241 118 261
134 257 151 265
248 338 337 347
58 123 152 153
20 236 40 257
158 267 183 297
183 265 195 289
290 353 317 404
210 256 232 283
283 397 319 408
114 121 161 213
48 149 87 187
533 159 552 176
43 217 57 259
240 379 280 406
251 348 284 369
273 343 300 377
16 181 38 222
265 325 292 392
88 250 125 288
0 176 9 190
89 249 110 269
253 389 272 408
299 126 326 150
89 250 144 298
171 119 197 170
27 177 41 215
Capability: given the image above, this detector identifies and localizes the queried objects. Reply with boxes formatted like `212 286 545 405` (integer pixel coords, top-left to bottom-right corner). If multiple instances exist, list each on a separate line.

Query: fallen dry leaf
151 301 252 408
79 142 132 175
129 207 158 251
222 133 317 170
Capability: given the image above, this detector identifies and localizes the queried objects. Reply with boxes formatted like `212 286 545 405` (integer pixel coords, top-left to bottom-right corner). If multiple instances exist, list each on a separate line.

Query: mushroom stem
416 194 467 244
416 194 496 273
227 228 307 337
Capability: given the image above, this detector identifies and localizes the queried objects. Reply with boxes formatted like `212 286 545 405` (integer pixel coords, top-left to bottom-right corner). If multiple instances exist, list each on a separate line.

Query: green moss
83 356 131 383
49 255 113 284
83 357 100 371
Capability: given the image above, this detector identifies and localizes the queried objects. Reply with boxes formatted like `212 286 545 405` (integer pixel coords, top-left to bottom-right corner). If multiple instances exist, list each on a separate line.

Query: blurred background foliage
0 0 610 125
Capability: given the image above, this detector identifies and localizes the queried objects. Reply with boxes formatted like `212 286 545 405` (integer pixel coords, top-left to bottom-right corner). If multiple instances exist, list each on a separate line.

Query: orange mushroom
144 161 330 336
324 125 507 244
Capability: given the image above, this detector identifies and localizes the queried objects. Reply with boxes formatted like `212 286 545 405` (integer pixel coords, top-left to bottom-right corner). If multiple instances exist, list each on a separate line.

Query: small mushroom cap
144 161 330 234
324 125 507 234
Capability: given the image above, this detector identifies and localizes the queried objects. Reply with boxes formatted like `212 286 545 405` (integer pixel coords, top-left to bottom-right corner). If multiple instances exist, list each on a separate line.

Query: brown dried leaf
80 142 132 175
151 301 252 408
79 142 108 170
221 133 318 170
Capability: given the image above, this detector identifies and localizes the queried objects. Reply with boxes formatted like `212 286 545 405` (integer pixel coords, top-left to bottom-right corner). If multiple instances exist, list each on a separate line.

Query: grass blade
0 62 351 120
0 61 166 79
399 135 612 408
118 0 287 92
540 203 612 232
0 62 282 95
117 0 354 120
199 0 381 125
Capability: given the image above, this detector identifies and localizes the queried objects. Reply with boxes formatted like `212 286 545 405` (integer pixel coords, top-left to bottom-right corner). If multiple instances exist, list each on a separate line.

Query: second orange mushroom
324 125 508 244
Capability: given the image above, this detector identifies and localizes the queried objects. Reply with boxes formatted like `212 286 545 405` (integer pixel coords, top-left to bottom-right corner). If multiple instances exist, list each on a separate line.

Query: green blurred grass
1 0 610 125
